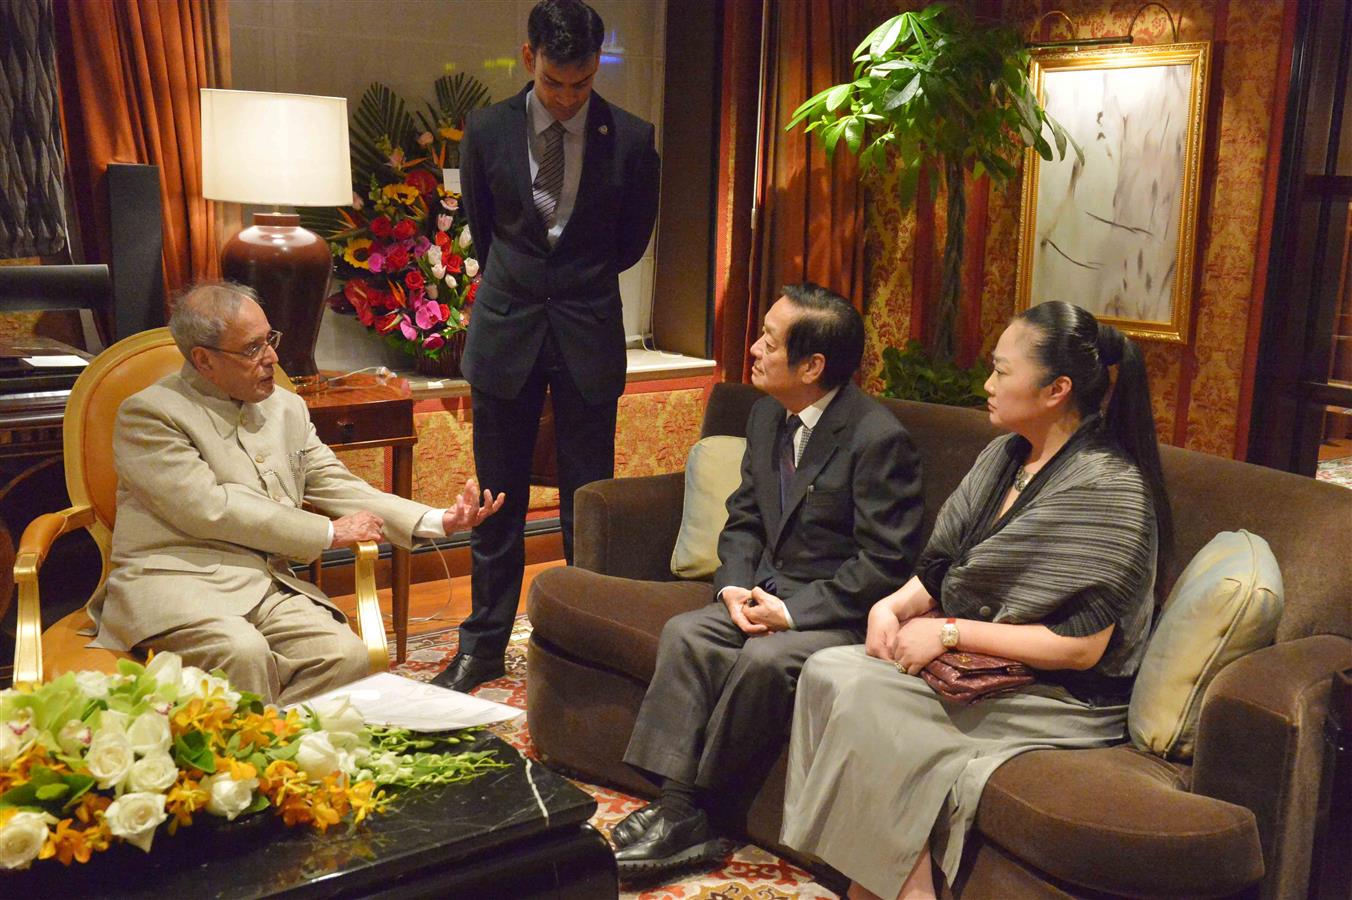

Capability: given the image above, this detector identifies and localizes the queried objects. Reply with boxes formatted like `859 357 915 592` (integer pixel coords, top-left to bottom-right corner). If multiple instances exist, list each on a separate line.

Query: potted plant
300 74 491 376
788 2 1079 367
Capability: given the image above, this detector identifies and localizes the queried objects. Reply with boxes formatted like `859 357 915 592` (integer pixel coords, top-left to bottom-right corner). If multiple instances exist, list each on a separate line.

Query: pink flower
422 334 445 351
367 252 385 273
437 214 453 232
441 197 459 212
399 316 418 341
414 299 447 330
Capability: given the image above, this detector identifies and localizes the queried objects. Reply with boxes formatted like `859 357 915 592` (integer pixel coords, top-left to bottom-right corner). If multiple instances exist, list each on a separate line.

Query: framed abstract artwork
1015 42 1211 343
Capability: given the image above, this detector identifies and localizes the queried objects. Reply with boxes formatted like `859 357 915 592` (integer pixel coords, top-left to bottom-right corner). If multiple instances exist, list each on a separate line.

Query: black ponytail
1017 302 1174 570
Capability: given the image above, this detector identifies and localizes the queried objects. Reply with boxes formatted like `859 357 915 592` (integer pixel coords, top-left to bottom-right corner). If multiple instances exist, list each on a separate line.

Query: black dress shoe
609 800 664 850
614 808 727 880
430 652 505 693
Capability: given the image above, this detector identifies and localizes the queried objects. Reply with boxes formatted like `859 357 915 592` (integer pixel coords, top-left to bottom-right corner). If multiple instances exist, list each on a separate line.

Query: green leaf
854 15 900 59
870 15 905 58
884 74 922 111
36 783 69 801
825 83 851 113
844 118 864 154
174 731 216 774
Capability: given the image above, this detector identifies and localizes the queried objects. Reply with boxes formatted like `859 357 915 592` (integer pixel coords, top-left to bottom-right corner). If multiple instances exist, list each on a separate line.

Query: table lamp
201 88 351 392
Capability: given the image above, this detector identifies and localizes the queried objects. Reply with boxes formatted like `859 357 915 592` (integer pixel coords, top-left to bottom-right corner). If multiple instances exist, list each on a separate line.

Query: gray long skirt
780 645 1129 899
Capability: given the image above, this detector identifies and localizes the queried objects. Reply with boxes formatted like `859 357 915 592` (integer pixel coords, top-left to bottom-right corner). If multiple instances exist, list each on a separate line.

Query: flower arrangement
300 75 493 373
0 653 504 870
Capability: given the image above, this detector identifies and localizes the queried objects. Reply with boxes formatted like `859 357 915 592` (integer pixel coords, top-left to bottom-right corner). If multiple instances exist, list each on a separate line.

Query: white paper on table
21 354 89 368
295 672 521 731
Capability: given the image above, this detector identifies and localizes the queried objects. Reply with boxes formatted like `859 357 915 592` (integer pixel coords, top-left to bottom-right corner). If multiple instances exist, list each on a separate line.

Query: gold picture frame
1015 42 1211 343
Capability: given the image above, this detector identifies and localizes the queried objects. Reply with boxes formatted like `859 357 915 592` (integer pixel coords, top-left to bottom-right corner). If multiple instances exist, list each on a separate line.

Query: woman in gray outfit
780 301 1173 900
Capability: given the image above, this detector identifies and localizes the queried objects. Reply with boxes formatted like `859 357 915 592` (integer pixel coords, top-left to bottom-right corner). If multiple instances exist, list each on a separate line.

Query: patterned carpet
390 617 840 900
1316 455 1352 489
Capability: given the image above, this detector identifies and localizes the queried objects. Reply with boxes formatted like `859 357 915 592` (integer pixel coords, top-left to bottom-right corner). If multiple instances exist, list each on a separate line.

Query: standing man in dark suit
611 283 925 880
433 0 661 693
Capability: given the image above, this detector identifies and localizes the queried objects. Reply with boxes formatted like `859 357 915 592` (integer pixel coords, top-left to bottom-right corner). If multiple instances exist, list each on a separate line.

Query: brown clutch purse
921 650 1035 704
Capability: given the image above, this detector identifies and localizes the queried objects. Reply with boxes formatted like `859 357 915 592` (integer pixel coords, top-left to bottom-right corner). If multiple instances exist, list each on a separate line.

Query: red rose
439 303 450 320
371 216 392 238
434 231 451 250
465 279 479 305
385 246 409 272
405 169 438 196
392 219 417 241
445 254 463 274
405 270 425 291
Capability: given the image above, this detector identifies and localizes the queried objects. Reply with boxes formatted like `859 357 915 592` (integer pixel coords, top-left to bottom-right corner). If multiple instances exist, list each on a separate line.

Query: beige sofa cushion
1129 530 1283 761
670 436 746 579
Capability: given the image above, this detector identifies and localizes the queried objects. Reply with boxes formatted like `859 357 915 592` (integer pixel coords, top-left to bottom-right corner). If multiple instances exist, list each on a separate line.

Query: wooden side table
304 374 416 663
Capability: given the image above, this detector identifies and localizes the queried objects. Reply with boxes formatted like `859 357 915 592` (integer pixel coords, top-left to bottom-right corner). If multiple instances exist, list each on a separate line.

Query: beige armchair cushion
1129 530 1283 760
670 436 747 579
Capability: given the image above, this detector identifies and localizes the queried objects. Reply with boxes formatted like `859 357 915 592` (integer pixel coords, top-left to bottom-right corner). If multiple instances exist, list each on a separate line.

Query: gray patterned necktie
533 121 566 227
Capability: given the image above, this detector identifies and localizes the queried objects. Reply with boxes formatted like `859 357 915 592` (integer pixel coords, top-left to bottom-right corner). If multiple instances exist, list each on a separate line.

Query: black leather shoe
430 652 505 693
609 800 664 850
614 808 727 881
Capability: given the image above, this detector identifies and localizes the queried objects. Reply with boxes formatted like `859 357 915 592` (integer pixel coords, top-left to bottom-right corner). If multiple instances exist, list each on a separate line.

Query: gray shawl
915 423 1156 702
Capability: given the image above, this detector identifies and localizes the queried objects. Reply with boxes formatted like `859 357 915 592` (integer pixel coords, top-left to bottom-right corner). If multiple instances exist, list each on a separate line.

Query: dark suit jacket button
979 605 993 618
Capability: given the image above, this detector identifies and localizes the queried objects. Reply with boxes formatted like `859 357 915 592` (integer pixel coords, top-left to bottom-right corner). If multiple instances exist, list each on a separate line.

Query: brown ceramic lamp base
220 212 332 391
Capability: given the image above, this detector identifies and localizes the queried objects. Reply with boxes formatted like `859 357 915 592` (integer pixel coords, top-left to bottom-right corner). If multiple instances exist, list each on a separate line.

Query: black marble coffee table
6 733 617 899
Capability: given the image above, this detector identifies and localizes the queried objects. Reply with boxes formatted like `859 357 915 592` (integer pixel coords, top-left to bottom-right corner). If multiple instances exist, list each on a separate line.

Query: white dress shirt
527 89 589 246
328 508 450 546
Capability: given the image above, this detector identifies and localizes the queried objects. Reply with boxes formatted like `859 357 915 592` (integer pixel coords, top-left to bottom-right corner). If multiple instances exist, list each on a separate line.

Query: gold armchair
11 327 388 686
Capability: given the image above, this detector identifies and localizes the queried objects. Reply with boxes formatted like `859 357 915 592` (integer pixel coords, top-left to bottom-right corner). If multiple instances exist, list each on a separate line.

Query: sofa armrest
1192 633 1352 900
573 472 685 581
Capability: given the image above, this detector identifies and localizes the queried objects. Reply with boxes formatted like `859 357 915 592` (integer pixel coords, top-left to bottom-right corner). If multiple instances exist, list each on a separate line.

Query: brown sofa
526 383 1352 898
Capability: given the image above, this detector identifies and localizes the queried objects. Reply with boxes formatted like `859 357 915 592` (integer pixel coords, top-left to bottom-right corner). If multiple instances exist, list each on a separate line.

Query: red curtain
712 0 867 383
54 0 231 304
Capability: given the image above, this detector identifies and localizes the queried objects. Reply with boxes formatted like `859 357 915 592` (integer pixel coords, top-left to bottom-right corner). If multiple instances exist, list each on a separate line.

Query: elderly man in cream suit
88 282 503 703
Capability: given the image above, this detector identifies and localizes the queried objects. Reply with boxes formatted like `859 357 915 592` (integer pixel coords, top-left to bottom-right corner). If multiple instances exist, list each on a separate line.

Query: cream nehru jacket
88 364 432 651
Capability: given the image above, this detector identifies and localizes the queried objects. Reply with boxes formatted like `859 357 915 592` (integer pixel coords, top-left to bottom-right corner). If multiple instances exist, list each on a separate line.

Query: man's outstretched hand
331 511 384 547
443 477 505 533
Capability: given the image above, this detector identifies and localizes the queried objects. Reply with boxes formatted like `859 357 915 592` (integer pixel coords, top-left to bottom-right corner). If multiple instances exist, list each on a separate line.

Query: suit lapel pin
598 124 609 135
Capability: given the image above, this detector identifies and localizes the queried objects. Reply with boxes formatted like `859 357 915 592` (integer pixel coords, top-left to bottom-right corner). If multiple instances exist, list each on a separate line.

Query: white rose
202 773 259 821
464 258 479 278
104 792 168 853
294 732 341 780
74 670 113 699
310 696 364 737
125 750 179 793
0 811 56 870
431 263 446 280
56 720 93 755
144 651 183 690
127 711 172 756
457 226 472 249
85 729 135 789
1 721 34 768
97 708 130 735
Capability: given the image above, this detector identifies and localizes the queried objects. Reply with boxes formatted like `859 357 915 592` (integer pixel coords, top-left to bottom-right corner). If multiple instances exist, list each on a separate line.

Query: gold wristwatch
939 617 960 649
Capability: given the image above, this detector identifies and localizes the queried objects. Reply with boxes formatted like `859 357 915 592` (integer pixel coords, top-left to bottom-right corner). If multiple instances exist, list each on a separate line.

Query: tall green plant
787 2 1079 364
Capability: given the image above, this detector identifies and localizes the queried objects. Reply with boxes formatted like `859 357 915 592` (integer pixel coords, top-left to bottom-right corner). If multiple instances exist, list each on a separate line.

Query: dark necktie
533 121 566 227
779 414 802 511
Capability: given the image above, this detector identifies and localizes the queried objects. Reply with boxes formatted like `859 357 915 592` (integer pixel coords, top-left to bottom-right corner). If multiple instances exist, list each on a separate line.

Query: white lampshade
200 88 352 206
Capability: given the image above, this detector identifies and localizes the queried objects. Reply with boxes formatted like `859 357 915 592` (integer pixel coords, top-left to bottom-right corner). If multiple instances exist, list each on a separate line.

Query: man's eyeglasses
201 330 283 362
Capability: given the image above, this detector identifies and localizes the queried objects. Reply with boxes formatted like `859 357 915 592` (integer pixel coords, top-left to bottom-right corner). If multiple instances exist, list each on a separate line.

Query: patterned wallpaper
336 384 710 514
860 0 1290 457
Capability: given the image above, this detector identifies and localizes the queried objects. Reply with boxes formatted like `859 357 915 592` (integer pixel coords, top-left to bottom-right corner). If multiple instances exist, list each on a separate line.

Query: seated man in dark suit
612 282 925 879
